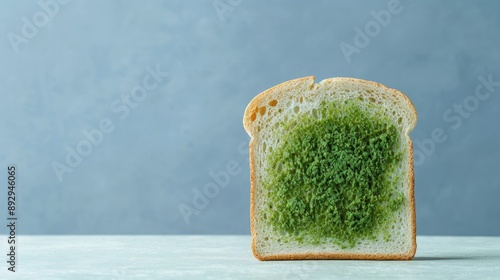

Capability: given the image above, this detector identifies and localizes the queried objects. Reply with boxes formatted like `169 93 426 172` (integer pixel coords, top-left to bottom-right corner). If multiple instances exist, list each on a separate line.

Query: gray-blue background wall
0 0 499 235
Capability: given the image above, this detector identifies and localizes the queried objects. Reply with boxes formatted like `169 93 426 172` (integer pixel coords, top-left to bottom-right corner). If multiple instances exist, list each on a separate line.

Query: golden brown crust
255 252 414 261
244 76 417 261
324 77 418 130
408 138 417 258
243 76 315 134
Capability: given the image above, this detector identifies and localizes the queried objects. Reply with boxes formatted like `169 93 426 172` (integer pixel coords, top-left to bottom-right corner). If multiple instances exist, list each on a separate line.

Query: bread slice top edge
243 76 417 137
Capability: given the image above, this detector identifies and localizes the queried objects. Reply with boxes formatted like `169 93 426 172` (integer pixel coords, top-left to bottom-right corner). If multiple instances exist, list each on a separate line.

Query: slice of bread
243 76 417 260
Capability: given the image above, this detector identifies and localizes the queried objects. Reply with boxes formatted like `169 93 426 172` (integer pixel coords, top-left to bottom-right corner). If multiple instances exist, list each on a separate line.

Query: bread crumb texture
264 100 403 249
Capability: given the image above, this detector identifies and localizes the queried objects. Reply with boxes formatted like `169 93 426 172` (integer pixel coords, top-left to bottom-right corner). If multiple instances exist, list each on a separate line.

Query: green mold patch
263 100 404 248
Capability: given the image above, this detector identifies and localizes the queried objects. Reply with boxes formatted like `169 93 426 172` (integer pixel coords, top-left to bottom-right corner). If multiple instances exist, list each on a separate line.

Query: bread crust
244 76 417 261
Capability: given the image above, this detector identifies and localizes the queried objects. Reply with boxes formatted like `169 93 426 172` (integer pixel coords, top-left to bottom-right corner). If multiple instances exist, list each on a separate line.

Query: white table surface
0 235 499 279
